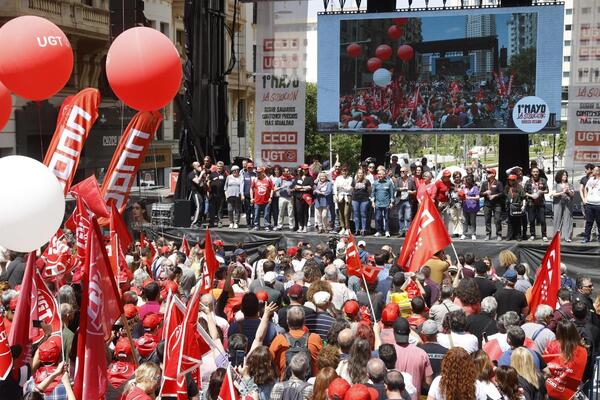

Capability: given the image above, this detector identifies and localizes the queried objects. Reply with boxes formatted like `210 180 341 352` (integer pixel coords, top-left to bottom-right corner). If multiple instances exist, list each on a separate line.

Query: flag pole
361 273 377 324
120 315 139 368
449 242 461 268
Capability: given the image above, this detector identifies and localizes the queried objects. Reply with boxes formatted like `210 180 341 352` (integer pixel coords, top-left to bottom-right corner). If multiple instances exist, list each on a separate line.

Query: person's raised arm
61 371 76 400
201 303 226 354
373 321 382 349
249 302 278 355
34 361 66 393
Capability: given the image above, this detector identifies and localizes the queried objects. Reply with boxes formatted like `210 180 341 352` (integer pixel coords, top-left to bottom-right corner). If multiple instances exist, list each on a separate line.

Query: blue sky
420 14 511 49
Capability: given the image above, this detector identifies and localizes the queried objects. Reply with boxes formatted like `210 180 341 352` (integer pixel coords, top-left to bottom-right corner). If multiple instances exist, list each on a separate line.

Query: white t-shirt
437 331 479 354
427 376 488 400
586 177 600 205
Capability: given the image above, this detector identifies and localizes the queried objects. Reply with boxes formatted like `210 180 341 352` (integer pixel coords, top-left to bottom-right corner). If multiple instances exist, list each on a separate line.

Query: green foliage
509 47 536 87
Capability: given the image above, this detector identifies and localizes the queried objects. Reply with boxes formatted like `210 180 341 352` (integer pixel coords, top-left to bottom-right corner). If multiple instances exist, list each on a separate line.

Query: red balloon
107 27 182 111
393 18 409 26
388 25 403 41
397 44 414 61
0 82 11 131
366 58 383 73
375 45 393 61
347 43 362 58
0 16 73 101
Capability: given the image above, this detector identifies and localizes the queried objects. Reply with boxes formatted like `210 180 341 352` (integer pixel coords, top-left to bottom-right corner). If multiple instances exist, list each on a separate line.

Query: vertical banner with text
255 0 308 167
565 1 600 169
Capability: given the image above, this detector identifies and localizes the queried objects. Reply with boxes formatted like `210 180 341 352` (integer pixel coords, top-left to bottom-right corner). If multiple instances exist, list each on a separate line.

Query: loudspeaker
498 134 529 182
173 199 192 227
109 0 147 41
361 135 390 167
367 0 395 13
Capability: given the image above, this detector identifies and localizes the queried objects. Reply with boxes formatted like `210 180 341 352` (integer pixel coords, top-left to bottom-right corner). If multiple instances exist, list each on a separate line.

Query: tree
509 47 536 87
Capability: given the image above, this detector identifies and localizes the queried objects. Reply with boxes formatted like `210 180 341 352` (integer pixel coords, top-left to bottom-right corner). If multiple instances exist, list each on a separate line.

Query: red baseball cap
287 284 303 299
142 313 162 331
124 304 138 319
508 174 517 180
328 378 350 400
160 246 170 255
442 169 451 177
213 240 225 247
287 246 299 257
135 334 157 358
381 303 400 326
343 300 360 319
39 336 61 364
114 336 132 358
344 384 371 400
256 291 269 302
486 168 496 175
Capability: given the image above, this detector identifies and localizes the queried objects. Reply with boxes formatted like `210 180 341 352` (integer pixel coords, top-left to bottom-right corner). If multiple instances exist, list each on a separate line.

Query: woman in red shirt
543 319 587 400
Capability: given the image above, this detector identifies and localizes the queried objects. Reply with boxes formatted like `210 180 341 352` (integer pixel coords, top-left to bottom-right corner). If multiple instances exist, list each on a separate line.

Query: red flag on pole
30 270 62 344
108 202 133 285
199 230 219 294
397 194 451 272
218 366 240 400
41 229 74 279
180 235 190 257
160 293 188 399
528 232 561 317
0 317 13 381
8 253 36 368
70 176 110 219
73 216 124 400
345 234 382 285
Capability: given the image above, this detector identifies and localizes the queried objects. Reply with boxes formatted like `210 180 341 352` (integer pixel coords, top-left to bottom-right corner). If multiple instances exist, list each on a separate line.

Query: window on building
582 7 592 14
148 19 156 29
160 22 170 38
566 9 572 15
564 56 571 62
561 88 568 100
563 71 570 78
564 40 571 46
253 44 256 73
253 2 257 24
565 24 571 31
237 100 246 138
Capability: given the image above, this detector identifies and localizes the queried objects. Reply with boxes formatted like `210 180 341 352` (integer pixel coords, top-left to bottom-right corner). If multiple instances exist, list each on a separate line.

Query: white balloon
373 68 391 87
0 156 65 252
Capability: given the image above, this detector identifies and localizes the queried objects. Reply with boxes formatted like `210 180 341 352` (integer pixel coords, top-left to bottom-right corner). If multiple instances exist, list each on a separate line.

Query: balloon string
36 101 44 160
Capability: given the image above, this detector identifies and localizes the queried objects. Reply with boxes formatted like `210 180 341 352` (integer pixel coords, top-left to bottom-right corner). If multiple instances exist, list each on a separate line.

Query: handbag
509 202 523 217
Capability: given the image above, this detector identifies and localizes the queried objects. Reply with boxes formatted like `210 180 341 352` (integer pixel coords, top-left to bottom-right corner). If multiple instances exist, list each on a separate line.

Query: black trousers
483 204 503 237
294 197 309 229
527 204 546 237
209 196 224 226
507 215 523 240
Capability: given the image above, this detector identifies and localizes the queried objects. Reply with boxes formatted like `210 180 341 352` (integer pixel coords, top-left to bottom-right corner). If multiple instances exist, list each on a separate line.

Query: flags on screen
73 217 123 400
529 232 561 317
397 194 451 272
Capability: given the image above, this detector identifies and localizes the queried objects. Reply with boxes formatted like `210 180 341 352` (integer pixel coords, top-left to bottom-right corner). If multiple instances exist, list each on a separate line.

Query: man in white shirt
582 166 600 243
324 264 356 310
436 309 479 354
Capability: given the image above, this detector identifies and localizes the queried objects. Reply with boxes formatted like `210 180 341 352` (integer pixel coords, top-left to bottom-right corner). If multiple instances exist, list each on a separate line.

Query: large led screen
317 5 563 133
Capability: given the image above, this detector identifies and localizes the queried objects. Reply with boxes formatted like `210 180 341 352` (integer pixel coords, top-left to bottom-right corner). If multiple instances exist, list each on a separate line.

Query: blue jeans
352 200 370 232
398 201 412 233
375 207 389 233
253 203 271 228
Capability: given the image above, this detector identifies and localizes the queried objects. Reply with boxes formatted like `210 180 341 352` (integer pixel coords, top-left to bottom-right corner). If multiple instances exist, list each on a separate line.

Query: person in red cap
343 300 360 322
435 170 453 226
504 174 527 241
379 303 400 345
343 383 371 400
328 377 351 400
135 313 162 360
480 167 504 241
107 336 136 398
291 164 314 232
29 336 65 395
250 166 274 231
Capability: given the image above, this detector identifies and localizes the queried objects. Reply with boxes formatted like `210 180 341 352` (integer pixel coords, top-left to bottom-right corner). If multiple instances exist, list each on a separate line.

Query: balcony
0 0 109 40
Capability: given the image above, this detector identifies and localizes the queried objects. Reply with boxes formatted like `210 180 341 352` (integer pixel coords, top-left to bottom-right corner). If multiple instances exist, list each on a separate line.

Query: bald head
324 265 338 281
338 328 354 353
287 306 305 330
60 303 74 325
367 358 386 383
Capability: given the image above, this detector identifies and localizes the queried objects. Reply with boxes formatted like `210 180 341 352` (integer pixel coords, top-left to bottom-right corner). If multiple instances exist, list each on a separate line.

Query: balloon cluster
344 17 415 88
0 16 182 130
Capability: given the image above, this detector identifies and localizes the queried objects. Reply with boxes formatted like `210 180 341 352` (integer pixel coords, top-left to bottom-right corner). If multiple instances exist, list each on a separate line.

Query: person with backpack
269 306 323 380
270 353 314 400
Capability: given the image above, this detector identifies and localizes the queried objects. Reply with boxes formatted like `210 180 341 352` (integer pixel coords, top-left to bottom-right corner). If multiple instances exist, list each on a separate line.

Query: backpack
284 333 312 380
280 381 311 400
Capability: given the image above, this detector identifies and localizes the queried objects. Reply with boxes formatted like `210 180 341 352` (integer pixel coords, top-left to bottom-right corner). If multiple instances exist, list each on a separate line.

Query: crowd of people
338 76 533 130
186 155 600 243
1 225 599 400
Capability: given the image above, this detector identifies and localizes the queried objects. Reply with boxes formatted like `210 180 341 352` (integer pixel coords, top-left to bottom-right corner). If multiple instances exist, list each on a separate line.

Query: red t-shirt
435 180 452 203
416 182 437 203
543 340 587 400
125 386 153 400
251 178 274 205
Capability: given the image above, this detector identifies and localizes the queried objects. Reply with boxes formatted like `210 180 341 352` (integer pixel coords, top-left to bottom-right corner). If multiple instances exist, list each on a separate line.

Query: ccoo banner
254 0 308 167
565 1 600 169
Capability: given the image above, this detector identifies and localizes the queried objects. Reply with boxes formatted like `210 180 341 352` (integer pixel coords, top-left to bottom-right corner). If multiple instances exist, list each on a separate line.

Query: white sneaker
229 223 234 228
471 235 477 240
528 236 535 241
339 228 346 235
374 232 381 237
233 223 239 229
496 236 502 241
385 231 391 237
460 235 466 240
542 236 548 242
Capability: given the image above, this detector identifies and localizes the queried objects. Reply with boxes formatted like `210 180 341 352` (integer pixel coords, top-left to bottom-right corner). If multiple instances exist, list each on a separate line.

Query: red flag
70 176 110 218
108 203 133 284
345 234 381 285
160 294 188 399
529 232 561 317
397 194 451 272
218 366 240 400
199 230 219 294
43 88 101 195
74 217 123 400
180 235 190 257
8 253 36 368
42 229 74 279
30 270 62 344
100 111 163 221
0 317 13 381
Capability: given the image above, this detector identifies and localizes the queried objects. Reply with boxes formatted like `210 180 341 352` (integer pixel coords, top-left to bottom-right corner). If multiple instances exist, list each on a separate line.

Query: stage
147 225 600 286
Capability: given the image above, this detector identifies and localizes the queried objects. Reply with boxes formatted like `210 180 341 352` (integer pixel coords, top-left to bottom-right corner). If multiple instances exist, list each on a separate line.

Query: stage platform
147 226 600 285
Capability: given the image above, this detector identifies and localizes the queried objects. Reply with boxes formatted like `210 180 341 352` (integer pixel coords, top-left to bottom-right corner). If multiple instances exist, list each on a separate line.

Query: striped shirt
304 312 336 342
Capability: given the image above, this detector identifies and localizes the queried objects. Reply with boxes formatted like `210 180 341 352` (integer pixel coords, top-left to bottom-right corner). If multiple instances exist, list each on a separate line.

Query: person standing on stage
334 165 353 235
250 166 274 231
394 166 415 238
207 161 226 228
480 168 504 241
371 167 395 238
240 160 256 228
582 166 600 243
225 165 243 229
292 164 314 233
505 175 527 241
275 167 295 231
524 167 549 241
188 161 206 227
551 170 575 242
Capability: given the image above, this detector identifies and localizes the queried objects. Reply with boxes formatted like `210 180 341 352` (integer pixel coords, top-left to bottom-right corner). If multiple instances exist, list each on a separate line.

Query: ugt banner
254 0 308 167
43 88 101 195
100 111 163 214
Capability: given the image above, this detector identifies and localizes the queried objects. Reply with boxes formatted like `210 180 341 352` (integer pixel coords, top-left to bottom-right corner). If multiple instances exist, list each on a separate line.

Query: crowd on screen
1 214 600 399
185 155 600 244
338 76 533 130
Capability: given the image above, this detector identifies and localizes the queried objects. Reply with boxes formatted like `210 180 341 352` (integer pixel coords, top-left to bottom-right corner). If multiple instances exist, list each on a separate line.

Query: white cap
357 240 366 248
264 271 277 284
313 291 331 306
